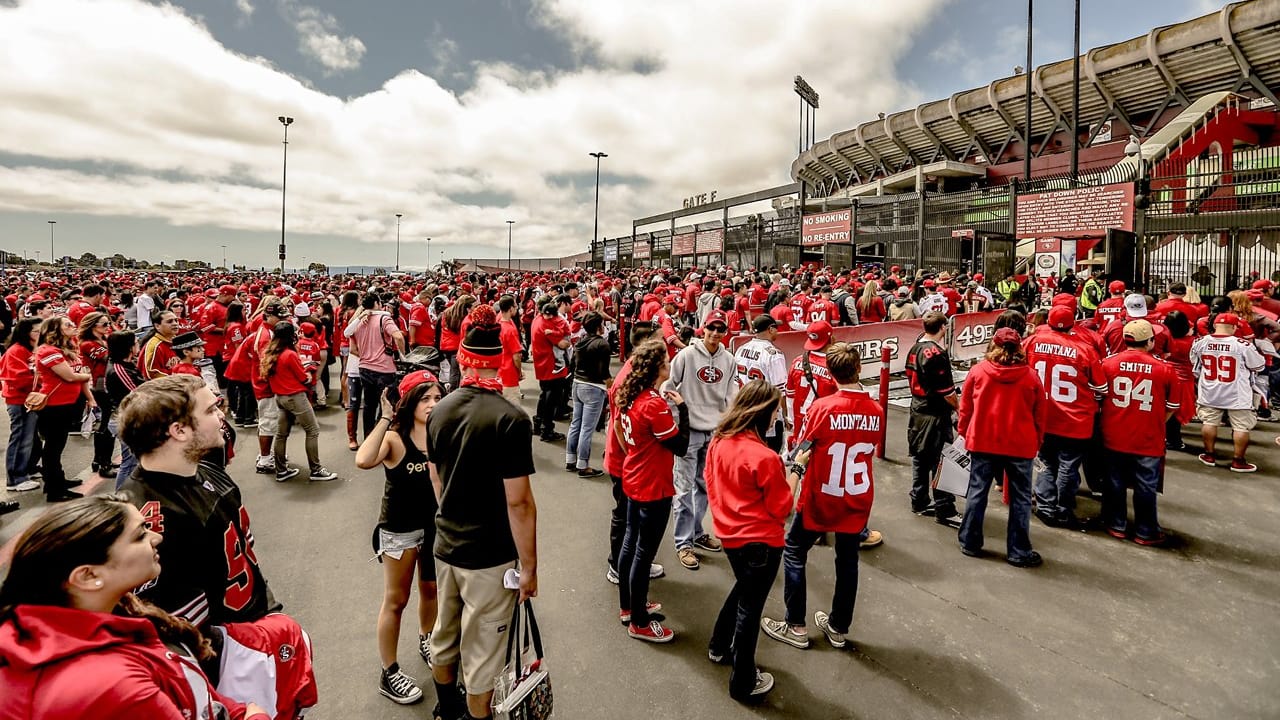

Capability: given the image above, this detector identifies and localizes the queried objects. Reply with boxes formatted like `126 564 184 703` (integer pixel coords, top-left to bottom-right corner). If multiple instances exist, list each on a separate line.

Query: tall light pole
426 237 431 273
278 116 293 273
395 213 403 272
47 220 55 264
220 244 227 270
589 151 607 257
506 220 515 270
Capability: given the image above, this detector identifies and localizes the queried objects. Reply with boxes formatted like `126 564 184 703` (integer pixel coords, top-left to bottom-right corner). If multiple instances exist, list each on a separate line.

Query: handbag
933 436 972 497
492 600 553 720
24 377 61 412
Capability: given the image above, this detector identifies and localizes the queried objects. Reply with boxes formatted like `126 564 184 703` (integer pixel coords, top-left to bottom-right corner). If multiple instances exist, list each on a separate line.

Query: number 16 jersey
792 388 882 535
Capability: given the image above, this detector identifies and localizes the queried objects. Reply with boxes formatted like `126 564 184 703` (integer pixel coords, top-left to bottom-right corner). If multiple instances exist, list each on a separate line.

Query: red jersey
267 348 310 396
734 294 750 321
200 301 228 356
34 345 87 406
619 389 679 502
603 360 632 478
66 300 96 327
805 298 838 325
296 336 320 370
655 311 679 359
749 284 769 315
1094 297 1126 324
786 350 838 433
705 432 791 549
78 339 109 383
1024 331 1106 439
683 284 699 314
530 314 568 380
222 321 247 362
1100 349 1179 456
792 388 881 534
409 303 436 348
790 293 811 321
499 318 522 388
941 288 963 316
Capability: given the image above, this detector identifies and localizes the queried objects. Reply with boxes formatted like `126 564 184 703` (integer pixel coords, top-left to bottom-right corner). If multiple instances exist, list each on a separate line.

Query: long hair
714 379 782 440
391 380 441 449
858 280 880 314
260 322 298 378
0 495 212 660
614 340 668 410
1227 290 1256 322
226 301 246 325
6 317 40 351
984 333 1027 366
442 295 476 333
107 331 138 363
37 316 75 353
993 309 1027 334
77 311 110 341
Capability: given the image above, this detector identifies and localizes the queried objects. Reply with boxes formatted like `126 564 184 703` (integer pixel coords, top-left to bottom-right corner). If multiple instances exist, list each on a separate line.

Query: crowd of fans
0 258 1277 715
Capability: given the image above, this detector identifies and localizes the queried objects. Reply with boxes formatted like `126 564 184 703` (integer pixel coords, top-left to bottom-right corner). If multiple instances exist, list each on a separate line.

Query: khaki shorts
429 560 517 693
1196 403 1257 432
256 396 280 437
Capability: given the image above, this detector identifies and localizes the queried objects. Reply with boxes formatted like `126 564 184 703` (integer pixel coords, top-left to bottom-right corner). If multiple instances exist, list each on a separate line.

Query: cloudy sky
0 0 1223 270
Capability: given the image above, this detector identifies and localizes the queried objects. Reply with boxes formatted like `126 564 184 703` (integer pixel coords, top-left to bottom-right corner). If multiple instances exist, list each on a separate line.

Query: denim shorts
377 528 425 561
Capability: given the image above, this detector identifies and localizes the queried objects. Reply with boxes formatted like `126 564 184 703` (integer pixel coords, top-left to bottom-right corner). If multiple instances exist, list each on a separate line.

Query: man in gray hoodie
663 310 739 570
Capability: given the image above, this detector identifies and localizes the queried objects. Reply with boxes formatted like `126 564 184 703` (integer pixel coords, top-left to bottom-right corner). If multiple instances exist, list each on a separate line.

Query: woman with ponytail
262 322 338 482
956 327 1048 568
0 495 269 719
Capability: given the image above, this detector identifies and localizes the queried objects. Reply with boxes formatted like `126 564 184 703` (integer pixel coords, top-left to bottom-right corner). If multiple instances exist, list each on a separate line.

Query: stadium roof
791 0 1280 194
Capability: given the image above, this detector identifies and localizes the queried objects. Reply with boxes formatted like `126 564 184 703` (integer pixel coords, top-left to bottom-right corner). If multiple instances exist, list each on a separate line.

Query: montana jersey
1100 349 1179 456
792 388 881 534
1025 331 1106 439
125 462 280 629
1190 333 1265 409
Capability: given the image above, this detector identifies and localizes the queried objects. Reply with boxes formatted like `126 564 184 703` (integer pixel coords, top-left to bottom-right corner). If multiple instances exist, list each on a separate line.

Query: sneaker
276 467 300 482
959 545 986 558
578 467 604 478
1197 453 1217 467
707 648 731 665
732 670 774 700
649 562 665 579
7 480 40 492
378 664 424 705
1133 531 1169 547
814 611 848 649
255 457 275 474
606 567 620 585
238 419 259 428
1106 527 1127 540
565 462 576 472
677 547 699 570
1229 459 1257 473
540 432 566 443
934 510 962 529
693 534 722 552
628 619 675 643
760 618 810 649
418 633 431 666
309 467 339 482
1006 551 1043 568
0 500 18 515
860 529 884 549
619 601 663 625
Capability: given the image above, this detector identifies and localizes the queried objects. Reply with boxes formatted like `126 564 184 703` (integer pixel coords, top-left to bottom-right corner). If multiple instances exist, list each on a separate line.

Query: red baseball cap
1051 293 1077 309
1108 280 1126 293
1252 279 1274 290
804 320 832 350
218 284 237 295
702 310 729 330
398 369 439 398
1048 306 1075 331
1213 312 1241 327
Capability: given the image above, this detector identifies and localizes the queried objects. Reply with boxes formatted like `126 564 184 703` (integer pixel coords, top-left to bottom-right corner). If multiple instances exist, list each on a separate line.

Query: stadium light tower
47 221 55 264
278 116 294 273
506 220 515 270
395 213 403 271
589 152 607 254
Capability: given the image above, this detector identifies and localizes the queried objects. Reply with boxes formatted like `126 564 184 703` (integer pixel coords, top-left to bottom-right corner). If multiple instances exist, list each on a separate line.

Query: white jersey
1190 334 1265 410
916 293 948 316
733 337 788 389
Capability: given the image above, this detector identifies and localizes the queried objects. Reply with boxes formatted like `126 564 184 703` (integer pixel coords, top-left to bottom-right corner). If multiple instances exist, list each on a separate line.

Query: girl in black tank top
355 371 443 701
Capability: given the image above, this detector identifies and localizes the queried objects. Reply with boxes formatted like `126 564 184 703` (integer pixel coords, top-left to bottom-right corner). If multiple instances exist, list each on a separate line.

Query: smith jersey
1100 349 1179 457
806 299 838 325
793 388 881 534
125 462 280 629
1024 332 1106 439
1190 333 1265 410
734 338 787 389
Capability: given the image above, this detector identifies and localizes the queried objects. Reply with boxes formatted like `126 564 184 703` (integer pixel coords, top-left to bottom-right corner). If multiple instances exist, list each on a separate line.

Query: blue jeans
1101 450 1162 540
958 452 1035 562
710 543 783 700
566 381 606 470
782 512 865 633
672 429 711 550
617 496 672 626
108 417 137 491
1034 433 1088 517
5 403 38 486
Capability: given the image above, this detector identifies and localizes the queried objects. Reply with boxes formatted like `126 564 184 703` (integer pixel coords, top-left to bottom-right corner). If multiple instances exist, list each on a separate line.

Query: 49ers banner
947 310 1002 362
729 318 925 376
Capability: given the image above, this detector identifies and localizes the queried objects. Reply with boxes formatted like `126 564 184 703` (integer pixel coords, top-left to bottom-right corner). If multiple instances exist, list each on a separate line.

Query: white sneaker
608 563 665 585
8 480 40 492
761 617 810 649
814 611 848 648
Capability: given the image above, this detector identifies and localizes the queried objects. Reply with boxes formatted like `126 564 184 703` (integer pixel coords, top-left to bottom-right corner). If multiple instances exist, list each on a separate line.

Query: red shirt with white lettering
1100 349 1179 456
619 389 679 502
786 350 838 440
35 345 87 407
603 360 632 478
805 298 838 325
1024 331 1106 439
790 293 811 321
792 388 881 534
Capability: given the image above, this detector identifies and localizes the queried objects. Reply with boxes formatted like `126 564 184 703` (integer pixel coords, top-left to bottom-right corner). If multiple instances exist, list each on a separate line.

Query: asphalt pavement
2 369 1278 720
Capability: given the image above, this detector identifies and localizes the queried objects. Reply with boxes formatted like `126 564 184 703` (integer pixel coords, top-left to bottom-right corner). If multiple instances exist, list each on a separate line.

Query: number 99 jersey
1100 349 1179 457
1190 333 1266 410
792 388 882 534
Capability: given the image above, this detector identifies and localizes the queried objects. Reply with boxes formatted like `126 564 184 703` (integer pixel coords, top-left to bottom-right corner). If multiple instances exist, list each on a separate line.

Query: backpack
832 290 855 325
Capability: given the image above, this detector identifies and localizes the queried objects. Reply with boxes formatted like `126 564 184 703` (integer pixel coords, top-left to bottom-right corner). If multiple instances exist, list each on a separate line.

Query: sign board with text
672 232 696 256
695 228 724 254
729 318 925 375
632 241 650 260
801 209 852 247
947 310 1003 362
1015 183 1134 238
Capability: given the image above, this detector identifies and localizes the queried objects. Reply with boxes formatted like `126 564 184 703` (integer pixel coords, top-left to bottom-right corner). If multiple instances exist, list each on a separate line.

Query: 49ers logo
696 366 724 384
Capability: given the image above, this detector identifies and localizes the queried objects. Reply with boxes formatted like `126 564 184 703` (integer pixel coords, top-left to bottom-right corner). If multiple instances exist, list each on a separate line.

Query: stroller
394 346 445 401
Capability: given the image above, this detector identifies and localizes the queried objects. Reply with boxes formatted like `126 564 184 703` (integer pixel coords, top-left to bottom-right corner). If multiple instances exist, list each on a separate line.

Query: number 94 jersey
792 388 882 534
1100 349 1180 457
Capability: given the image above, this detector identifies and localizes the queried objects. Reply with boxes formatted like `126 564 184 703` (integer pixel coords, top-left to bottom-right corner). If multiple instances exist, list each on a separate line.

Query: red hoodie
705 432 792 549
0 604 265 720
958 359 1048 459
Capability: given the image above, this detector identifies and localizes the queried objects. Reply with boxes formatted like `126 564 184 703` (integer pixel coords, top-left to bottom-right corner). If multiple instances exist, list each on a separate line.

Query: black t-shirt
904 338 956 417
124 462 280 629
426 387 535 570
379 435 435 534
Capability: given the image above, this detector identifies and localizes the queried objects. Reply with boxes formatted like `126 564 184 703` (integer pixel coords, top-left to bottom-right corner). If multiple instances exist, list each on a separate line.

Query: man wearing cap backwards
1191 312 1266 473
663 310 738 571
1025 306 1107 529
1097 319 1181 546
1094 281 1128 325
426 305 537 720
734 314 788 452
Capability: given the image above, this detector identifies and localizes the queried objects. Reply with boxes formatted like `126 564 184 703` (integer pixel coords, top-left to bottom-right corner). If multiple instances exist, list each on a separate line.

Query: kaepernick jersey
792 388 881 534
1024 331 1106 439
1100 349 1180 456
1190 333 1265 410
734 337 787 389
125 461 281 629
806 298 838 325
786 350 838 434
619 389 680 502
1094 297 1126 324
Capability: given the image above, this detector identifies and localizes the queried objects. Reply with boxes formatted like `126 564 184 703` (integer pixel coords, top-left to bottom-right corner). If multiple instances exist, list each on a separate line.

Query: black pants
90 388 114 469
358 368 397 438
907 411 956 514
608 475 627 571
210 355 227 389
535 378 569 436
228 380 257 423
710 543 783 700
617 496 671 627
38 402 81 497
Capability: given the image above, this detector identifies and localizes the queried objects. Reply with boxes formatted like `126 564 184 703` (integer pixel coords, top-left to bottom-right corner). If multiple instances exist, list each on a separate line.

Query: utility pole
48 220 56 264
278 116 294 273
395 213 403 271
506 220 515 270
590 152 608 255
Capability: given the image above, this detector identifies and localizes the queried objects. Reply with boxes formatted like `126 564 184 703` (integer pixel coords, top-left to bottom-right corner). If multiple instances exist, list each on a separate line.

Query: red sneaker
1133 532 1168 547
1197 453 1216 467
628 619 675 643
619 601 663 625
1229 459 1257 473
1106 527 1127 540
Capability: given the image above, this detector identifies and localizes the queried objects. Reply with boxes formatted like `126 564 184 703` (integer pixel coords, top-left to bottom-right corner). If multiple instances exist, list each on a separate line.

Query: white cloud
0 0 942 264
280 0 366 74
234 0 253 21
